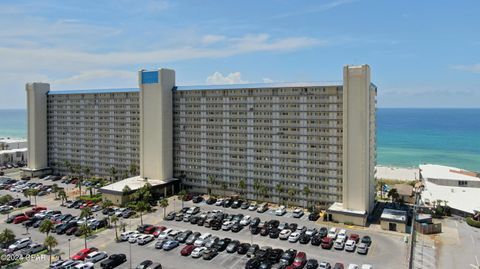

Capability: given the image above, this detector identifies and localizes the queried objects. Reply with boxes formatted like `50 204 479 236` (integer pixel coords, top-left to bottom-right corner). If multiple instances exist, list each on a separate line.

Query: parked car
191 246 207 258
256 203 269 213
85 251 108 263
308 212 320 221
215 238 231 252
72 247 99 260
306 259 319 269
334 238 346 250
248 203 258 211
202 248 218 260
288 232 302 243
192 196 203 203
246 244 259 258
356 243 368 255
292 208 304 218
321 237 334 249
100 254 127 269
135 260 152 269
138 234 155 245
226 240 240 253
345 240 356 252
8 238 32 252
275 206 287 216
327 227 338 239
20 243 47 255
194 233 211 247
205 197 217 205
180 245 196 256
162 240 179 250
293 252 307 268
361 236 372 246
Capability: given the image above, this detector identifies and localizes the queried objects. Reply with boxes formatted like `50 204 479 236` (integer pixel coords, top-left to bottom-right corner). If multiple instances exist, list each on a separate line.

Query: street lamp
68 239 71 257
129 241 132 269
173 198 176 212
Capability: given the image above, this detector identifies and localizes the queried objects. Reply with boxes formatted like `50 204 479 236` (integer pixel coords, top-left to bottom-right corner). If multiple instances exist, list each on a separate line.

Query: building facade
24 65 376 213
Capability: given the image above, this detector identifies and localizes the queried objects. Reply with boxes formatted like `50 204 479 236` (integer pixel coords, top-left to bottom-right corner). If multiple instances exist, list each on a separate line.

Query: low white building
0 148 28 165
420 164 480 215
0 138 27 150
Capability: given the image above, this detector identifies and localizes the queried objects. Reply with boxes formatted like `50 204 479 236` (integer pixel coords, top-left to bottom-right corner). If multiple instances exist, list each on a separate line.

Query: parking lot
1 171 408 269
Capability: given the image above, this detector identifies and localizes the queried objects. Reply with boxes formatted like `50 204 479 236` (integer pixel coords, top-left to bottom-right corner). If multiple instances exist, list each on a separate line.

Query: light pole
68 239 71 258
129 240 132 269
173 198 176 212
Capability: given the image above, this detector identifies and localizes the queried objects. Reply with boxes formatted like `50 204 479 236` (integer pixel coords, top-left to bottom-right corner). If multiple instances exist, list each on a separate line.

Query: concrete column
342 65 375 212
138 69 175 181
25 83 50 171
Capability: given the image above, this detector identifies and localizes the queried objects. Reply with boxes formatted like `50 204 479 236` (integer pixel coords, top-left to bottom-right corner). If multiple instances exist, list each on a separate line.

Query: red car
13 215 29 224
349 234 360 243
180 245 196 256
292 252 307 268
32 206 47 212
71 247 98 260
144 225 158 234
321 237 334 249
152 226 167 237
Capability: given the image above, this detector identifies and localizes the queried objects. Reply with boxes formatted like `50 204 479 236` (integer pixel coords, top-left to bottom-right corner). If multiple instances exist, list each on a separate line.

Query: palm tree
39 219 54 237
221 182 228 197
207 175 216 196
52 184 59 200
79 223 92 249
253 179 261 201
102 199 114 209
110 167 117 181
387 188 400 203
110 215 119 241
80 207 93 221
303 186 311 209
58 189 67 205
135 201 150 226
238 179 247 199
0 228 15 248
44 235 58 264
23 188 32 203
129 163 138 177
275 183 284 205
177 189 187 209
159 198 169 218
30 188 39 205
287 187 296 207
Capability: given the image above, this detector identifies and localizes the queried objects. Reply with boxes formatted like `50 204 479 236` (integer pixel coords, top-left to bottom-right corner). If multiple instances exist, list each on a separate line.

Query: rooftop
0 138 27 144
394 184 414 197
98 176 177 194
0 148 27 154
327 202 367 215
420 164 480 182
421 179 480 214
381 208 407 223
48 88 139 95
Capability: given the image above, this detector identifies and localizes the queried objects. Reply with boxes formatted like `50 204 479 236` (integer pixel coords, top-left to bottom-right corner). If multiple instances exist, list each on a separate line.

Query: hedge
466 217 480 228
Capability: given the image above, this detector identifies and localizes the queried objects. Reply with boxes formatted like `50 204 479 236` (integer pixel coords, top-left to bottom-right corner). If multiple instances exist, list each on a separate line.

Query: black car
299 234 311 244
7 198 21 206
206 197 217 205
288 223 298 232
231 200 242 209
361 235 372 246
267 220 279 230
176 230 192 243
202 248 218 260
318 227 328 238
240 201 250 209
68 200 82 208
135 260 152 269
306 259 319 269
121 210 134 218
100 254 127 269
237 243 250 255
197 217 205 226
56 222 77 234
269 228 280 239
231 222 243 233
102 208 115 215
223 199 233 208
260 226 270 236
211 220 222 230
279 249 297 266
250 217 260 227
255 246 272 260
137 224 152 233
23 217 39 228
17 200 30 207
268 248 283 263
245 258 261 269
311 234 323 246
192 196 203 203
32 219 43 228
259 259 272 269
308 212 320 221
250 226 261 235
189 216 199 225
215 238 231 252
246 244 259 258
90 219 107 230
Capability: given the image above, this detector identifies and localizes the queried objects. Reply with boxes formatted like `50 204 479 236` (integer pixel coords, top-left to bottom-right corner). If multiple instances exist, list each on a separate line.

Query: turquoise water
0 108 479 171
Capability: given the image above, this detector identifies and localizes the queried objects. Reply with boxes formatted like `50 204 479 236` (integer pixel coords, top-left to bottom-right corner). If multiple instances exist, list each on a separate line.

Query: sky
1 0 479 109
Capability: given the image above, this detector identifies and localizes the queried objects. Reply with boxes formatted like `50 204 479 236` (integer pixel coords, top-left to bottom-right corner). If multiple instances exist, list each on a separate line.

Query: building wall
330 212 366 226
380 220 407 233
342 65 376 213
173 85 344 207
46 90 140 178
26 83 49 171
427 178 480 188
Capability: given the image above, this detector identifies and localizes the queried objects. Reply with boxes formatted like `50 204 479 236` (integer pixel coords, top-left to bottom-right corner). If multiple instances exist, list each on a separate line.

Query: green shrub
78 194 102 203
466 217 480 228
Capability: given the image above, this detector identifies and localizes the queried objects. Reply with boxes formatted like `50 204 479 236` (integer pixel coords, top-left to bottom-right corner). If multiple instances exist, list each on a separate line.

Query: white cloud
201 35 226 45
52 70 137 87
262 78 274 83
451 64 480 73
273 0 356 19
206 72 248 85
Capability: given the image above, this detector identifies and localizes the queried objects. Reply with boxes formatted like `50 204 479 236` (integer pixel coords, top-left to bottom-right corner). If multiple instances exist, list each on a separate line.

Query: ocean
0 108 479 171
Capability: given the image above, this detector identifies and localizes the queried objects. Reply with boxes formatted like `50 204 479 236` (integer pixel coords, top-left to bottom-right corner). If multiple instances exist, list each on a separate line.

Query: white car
114 208 127 216
240 215 251 226
186 206 200 215
327 227 338 239
61 260 82 269
288 232 301 243
337 229 347 241
347 265 359 269
74 262 95 269
248 203 258 211
191 246 207 258
157 228 173 240
194 233 211 247
279 229 292 240
168 230 181 238
222 221 234 231
84 251 108 263
0 205 13 212
128 232 142 243
319 262 331 269
91 205 101 212
334 238 346 250
120 231 135 241
215 199 224 206
8 238 32 251
138 234 154 245
275 206 286 216
292 208 304 218
345 239 356 252
361 264 373 269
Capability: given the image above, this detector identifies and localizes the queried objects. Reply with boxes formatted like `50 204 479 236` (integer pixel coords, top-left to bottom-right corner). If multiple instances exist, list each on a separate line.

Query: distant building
0 138 27 150
394 183 415 204
420 164 480 215
23 65 377 220
380 208 407 233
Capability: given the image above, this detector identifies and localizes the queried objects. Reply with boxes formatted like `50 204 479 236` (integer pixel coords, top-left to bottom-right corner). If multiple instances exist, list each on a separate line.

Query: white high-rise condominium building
23 65 376 224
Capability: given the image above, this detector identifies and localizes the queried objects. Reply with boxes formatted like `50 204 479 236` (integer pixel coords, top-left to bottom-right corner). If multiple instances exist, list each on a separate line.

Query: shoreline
375 165 419 181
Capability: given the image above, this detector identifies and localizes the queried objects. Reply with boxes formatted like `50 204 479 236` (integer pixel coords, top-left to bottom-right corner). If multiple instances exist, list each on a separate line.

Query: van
256 203 269 213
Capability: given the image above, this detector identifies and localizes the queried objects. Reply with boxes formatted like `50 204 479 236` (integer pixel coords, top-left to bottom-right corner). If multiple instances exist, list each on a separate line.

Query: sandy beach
375 165 419 181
